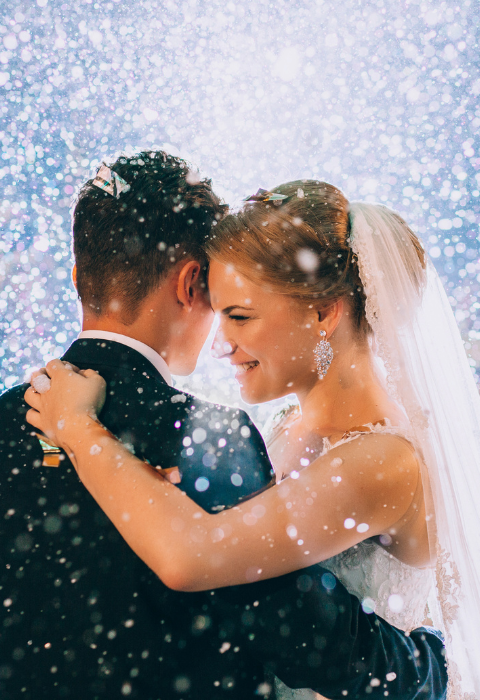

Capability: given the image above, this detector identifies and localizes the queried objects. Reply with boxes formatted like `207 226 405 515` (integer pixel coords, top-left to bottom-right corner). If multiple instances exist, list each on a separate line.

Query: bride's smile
208 257 405 448
209 259 321 405
232 360 260 377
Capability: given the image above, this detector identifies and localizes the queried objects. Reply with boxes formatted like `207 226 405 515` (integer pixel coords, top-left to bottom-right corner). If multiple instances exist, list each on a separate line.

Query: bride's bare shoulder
317 430 421 505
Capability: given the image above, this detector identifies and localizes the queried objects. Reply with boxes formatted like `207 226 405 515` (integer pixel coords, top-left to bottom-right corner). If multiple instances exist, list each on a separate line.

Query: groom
0 151 446 700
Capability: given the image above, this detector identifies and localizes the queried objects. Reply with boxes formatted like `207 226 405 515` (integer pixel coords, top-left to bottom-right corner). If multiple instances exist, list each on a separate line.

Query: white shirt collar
78 330 173 387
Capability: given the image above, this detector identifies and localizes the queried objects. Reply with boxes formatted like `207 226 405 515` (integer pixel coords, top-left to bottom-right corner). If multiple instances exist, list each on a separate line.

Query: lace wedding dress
265 408 434 700
267 202 480 698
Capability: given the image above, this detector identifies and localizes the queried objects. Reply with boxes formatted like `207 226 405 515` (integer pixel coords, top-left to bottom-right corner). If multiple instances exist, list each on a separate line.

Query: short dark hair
72 151 227 322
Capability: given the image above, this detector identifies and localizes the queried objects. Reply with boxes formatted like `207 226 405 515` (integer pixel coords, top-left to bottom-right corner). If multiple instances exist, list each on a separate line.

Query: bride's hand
25 360 107 452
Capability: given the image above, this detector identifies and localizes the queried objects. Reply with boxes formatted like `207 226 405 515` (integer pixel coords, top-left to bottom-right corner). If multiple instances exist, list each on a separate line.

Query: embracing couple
3 149 479 699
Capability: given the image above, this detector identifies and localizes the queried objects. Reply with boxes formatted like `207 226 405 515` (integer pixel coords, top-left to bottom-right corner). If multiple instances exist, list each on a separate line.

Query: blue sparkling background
1 0 479 421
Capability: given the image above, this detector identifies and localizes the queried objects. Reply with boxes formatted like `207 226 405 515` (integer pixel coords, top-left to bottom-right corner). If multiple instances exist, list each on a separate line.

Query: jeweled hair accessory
243 188 288 203
92 164 131 199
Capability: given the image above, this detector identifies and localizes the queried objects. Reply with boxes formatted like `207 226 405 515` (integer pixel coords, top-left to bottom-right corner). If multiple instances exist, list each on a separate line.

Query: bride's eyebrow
221 305 254 315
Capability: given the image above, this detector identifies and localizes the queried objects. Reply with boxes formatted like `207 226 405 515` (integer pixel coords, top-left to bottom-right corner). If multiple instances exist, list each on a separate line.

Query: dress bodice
265 408 434 700
321 539 432 632
319 420 433 634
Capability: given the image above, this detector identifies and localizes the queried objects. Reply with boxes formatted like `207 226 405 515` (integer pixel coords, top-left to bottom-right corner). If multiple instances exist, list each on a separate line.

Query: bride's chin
239 394 259 406
238 384 265 406
239 382 283 406
237 368 286 405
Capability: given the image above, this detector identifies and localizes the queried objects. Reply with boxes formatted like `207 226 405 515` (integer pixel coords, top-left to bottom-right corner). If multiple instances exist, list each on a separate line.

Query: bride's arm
25 361 419 592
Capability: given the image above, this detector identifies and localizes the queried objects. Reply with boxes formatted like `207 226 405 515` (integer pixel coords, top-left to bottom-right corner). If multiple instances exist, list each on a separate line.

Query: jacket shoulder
0 382 30 414
0 382 43 465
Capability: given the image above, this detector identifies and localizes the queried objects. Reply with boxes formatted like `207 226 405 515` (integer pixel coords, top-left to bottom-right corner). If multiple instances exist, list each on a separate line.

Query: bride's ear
317 299 344 339
176 261 202 311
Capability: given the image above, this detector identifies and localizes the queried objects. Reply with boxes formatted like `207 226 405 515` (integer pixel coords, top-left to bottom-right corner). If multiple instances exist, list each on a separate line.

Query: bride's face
208 261 320 404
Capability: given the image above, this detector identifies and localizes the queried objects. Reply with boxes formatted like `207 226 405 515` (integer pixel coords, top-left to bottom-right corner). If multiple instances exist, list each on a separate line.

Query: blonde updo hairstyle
206 180 366 335
206 180 426 338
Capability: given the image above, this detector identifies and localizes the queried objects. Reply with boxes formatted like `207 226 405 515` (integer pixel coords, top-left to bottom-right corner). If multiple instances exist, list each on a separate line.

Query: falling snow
0 0 479 417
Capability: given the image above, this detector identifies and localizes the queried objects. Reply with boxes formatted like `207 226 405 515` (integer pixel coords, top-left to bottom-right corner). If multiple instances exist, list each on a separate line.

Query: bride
25 180 480 698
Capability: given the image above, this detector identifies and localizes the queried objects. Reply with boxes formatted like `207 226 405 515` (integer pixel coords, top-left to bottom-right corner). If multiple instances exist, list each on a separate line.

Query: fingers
31 374 51 394
29 360 84 395
80 369 107 395
26 407 45 432
81 368 99 378
27 360 106 428
43 359 80 378
87 370 107 389
29 367 48 382
26 409 58 445
29 368 51 393
25 385 42 409
31 360 91 385
29 360 79 392
45 359 70 376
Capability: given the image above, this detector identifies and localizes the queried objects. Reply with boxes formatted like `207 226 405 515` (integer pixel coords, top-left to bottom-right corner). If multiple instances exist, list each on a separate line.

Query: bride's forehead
208 262 270 308
208 261 250 294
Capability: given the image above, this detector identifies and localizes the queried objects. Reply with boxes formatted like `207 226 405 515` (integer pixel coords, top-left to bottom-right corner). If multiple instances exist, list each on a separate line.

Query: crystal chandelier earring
313 330 333 380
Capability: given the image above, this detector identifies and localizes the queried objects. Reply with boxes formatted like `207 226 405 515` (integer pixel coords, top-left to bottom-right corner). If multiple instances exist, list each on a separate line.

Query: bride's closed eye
228 314 251 322
220 305 256 323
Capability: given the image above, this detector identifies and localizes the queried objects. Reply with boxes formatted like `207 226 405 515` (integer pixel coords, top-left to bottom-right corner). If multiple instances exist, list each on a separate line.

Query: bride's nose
211 327 236 359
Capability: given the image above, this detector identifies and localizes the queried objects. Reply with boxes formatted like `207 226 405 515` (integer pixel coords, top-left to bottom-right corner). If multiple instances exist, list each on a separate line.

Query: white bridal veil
349 203 480 699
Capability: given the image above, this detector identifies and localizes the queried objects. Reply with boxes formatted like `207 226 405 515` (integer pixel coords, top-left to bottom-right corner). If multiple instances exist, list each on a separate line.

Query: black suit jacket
0 339 447 700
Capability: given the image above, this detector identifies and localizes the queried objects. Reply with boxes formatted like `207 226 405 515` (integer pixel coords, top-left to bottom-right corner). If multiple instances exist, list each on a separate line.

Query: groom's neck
81 291 174 364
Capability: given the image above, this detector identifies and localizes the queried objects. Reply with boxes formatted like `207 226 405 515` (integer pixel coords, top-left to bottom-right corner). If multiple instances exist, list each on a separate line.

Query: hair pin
243 188 288 203
92 164 131 199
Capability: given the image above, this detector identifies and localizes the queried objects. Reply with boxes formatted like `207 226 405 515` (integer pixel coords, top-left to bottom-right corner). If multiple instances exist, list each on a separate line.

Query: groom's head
72 151 227 373
73 151 226 320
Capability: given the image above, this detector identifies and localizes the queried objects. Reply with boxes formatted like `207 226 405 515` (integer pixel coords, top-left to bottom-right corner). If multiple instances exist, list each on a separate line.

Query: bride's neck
295 344 402 436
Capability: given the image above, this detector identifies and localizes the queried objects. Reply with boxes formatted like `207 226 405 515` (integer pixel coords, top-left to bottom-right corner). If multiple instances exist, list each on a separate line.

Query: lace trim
446 660 476 700
266 410 410 454
435 544 475 700
348 227 401 402
348 222 430 432
321 417 412 454
322 539 432 632
436 544 462 633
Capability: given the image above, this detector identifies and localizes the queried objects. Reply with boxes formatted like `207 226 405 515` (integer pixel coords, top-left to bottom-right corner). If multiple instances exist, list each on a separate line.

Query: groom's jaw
159 281 215 377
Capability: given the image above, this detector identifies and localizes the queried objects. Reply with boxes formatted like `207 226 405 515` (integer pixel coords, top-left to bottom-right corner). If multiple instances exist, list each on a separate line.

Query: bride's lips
233 360 259 380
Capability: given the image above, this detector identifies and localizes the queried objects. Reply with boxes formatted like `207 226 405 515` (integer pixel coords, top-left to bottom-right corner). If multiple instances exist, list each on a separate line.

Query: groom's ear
175 261 202 311
72 264 78 290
